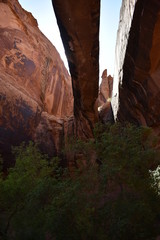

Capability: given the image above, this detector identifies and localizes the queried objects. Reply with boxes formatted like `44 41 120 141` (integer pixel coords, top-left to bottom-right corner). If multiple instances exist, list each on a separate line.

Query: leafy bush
93 123 160 239
0 124 160 240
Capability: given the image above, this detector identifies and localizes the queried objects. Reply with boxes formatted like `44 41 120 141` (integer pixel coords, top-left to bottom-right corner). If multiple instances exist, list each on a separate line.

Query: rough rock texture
112 0 137 117
98 69 113 107
52 0 100 138
98 69 113 123
0 0 73 167
112 0 160 134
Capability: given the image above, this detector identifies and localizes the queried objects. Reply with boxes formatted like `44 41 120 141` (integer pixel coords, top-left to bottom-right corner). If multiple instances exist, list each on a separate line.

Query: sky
19 0 122 82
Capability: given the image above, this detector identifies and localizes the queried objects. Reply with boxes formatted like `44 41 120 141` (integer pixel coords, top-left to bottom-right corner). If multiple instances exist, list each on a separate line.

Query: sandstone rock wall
112 0 160 134
98 69 113 123
0 0 73 167
98 69 113 107
112 0 137 118
52 0 100 138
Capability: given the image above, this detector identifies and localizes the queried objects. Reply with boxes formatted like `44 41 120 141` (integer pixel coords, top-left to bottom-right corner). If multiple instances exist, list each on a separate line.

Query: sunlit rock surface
98 69 113 106
52 0 100 138
112 0 160 133
98 69 113 123
0 0 73 167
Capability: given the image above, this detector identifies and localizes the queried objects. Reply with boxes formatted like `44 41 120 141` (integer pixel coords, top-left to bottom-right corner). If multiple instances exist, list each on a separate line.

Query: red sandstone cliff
52 0 100 138
98 69 113 123
0 0 73 167
98 69 113 106
112 0 160 134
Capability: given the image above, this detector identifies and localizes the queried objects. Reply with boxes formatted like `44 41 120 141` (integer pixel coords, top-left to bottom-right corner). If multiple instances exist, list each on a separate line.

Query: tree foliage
0 124 160 240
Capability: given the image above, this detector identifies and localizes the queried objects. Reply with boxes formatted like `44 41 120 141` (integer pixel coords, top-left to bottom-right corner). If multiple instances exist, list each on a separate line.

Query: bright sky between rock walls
19 0 122 82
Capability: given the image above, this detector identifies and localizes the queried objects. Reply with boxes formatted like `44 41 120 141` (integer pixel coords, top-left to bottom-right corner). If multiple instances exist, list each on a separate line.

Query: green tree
0 142 59 239
0 124 160 240
93 123 160 239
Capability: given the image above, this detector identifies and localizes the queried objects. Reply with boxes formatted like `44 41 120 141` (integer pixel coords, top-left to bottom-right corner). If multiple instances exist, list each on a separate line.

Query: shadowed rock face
52 0 100 138
112 0 160 133
0 0 73 167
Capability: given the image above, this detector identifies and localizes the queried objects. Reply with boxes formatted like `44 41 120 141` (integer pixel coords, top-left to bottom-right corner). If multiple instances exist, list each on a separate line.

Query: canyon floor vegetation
0 123 160 240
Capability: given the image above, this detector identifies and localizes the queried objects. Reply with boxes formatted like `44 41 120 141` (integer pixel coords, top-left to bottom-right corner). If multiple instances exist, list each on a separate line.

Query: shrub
93 123 160 239
0 124 160 240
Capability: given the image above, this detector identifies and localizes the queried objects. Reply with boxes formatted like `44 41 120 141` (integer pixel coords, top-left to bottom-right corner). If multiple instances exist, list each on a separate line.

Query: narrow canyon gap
52 0 100 138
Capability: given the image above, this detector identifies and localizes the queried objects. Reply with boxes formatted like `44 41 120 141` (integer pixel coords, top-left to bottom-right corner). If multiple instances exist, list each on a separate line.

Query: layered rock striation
0 0 73 167
52 0 100 138
112 0 160 134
